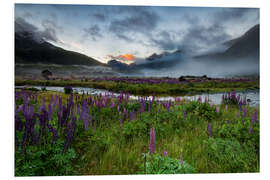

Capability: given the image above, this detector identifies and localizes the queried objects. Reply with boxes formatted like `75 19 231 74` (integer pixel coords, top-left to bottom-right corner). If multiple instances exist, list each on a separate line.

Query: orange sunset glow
119 53 135 61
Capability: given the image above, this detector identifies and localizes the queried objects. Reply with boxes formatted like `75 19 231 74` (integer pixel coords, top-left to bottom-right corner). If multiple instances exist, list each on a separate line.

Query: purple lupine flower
130 109 135 121
184 110 187 118
120 118 123 127
48 103 52 120
222 94 225 102
81 100 89 130
237 111 241 118
17 104 23 113
204 96 208 103
208 123 212 137
76 103 80 116
225 105 228 112
251 109 258 123
47 124 58 143
149 128 155 155
50 95 53 104
243 96 247 105
70 104 74 120
110 100 114 108
125 109 129 120
237 94 241 103
58 96 62 111
198 96 202 103
62 120 76 153
231 91 236 100
52 95 58 113
249 125 253 134
15 112 23 132
163 150 168 156
39 96 45 112
242 108 247 118
180 152 184 166
239 101 242 111
216 107 219 113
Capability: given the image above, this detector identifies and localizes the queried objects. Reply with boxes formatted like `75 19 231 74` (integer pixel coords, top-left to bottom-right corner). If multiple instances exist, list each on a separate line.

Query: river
15 86 260 107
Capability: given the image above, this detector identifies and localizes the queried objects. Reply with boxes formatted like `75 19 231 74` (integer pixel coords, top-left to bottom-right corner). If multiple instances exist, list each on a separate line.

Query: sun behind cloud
119 53 135 61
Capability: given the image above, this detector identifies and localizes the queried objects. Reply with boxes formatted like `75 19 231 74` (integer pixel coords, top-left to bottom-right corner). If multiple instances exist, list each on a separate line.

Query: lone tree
41 69 52 80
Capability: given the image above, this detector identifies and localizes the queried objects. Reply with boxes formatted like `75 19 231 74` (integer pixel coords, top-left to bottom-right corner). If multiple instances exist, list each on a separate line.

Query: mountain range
196 24 259 61
15 19 259 74
108 24 259 72
15 20 106 66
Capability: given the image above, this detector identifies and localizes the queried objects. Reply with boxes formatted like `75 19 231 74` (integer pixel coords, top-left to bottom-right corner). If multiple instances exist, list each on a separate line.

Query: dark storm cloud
106 6 243 53
214 8 257 22
22 12 33 19
50 12 57 19
15 17 38 32
40 19 62 42
146 10 238 53
115 34 133 42
185 23 229 44
39 28 58 42
109 6 160 41
15 17 61 43
149 30 180 51
83 25 103 41
93 13 106 22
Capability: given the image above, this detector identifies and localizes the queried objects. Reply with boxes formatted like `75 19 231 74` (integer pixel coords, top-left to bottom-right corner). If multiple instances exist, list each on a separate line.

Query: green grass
15 78 259 96
15 90 259 175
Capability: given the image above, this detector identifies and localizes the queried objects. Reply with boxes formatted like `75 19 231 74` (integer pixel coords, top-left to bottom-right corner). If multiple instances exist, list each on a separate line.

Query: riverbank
15 77 259 96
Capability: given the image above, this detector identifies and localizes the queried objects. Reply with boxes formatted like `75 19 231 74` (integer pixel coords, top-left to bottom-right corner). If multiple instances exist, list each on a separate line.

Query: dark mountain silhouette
196 24 259 61
15 22 106 66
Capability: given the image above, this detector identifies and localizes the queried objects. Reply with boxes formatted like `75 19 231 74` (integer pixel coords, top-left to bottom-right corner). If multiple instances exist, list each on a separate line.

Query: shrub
41 87 47 91
15 140 76 176
139 153 196 174
204 138 258 172
64 85 73 94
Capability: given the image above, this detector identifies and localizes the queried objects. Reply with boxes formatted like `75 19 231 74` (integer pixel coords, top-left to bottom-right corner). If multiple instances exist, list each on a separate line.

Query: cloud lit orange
119 53 135 61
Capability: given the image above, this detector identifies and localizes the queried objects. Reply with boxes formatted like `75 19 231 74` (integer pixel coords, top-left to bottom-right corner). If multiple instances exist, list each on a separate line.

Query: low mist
121 56 259 78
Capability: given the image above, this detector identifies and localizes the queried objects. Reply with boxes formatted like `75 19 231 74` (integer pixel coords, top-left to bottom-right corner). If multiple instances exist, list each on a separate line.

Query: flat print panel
14 4 259 176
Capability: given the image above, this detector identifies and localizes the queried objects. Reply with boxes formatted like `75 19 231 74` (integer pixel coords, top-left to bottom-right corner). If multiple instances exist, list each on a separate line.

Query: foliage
139 154 196 174
64 85 73 94
15 140 76 176
204 138 259 172
14 89 259 175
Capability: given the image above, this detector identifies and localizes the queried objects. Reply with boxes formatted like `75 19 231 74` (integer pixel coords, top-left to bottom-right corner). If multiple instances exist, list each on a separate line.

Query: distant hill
107 49 184 72
15 22 106 66
223 24 259 58
195 24 259 62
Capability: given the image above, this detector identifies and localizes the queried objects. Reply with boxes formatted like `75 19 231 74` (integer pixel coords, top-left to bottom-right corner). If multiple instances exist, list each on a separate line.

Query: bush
41 87 47 91
218 121 259 150
64 86 73 94
15 140 76 176
139 154 196 174
204 138 258 172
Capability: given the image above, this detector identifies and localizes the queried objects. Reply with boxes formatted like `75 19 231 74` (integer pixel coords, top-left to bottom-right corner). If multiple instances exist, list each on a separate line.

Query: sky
14 4 259 63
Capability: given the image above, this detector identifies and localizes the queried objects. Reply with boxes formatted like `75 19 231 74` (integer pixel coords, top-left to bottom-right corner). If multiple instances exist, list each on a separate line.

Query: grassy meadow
15 88 259 176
